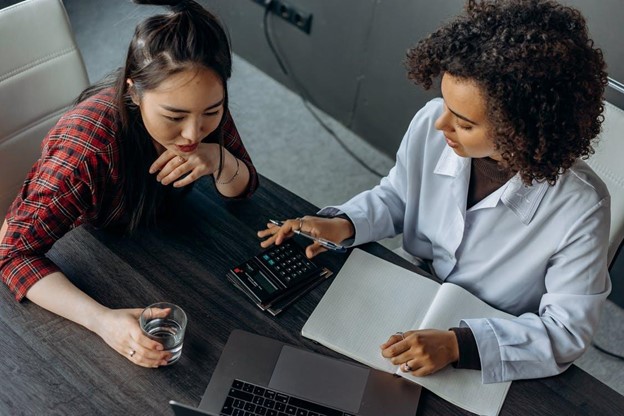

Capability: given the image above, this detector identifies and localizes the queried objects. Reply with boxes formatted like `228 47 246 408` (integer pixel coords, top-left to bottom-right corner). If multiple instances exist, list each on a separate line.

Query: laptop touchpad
269 345 369 413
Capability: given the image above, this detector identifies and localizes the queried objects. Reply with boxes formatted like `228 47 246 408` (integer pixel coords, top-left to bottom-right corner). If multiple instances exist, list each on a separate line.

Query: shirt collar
500 176 549 225
434 146 548 224
433 145 470 177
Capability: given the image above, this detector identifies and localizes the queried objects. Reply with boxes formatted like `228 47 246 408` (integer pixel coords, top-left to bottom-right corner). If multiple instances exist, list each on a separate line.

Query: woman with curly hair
259 0 610 382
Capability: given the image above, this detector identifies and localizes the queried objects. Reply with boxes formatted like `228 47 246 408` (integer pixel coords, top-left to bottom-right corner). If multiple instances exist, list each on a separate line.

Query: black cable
262 2 290 76
261 2 386 179
592 341 624 360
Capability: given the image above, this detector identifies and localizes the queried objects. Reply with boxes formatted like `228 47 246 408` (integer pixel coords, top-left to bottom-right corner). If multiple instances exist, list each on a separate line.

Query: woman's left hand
149 143 221 187
380 329 459 376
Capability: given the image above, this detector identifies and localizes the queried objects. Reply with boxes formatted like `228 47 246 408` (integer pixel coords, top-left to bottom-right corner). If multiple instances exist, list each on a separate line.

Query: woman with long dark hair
0 0 258 367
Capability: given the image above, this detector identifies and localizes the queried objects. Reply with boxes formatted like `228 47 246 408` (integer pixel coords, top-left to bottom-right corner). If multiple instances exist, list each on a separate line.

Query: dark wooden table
1 176 623 416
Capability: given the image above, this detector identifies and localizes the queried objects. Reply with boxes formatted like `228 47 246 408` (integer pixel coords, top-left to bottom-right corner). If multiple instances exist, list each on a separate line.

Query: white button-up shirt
320 98 611 383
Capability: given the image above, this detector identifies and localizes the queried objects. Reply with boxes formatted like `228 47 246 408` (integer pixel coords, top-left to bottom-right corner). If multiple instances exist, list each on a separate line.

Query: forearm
213 149 251 197
25 271 108 333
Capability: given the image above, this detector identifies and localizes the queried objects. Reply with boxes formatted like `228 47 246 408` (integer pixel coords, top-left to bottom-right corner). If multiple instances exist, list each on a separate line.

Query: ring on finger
178 156 186 163
395 331 405 340
129 349 136 358
404 361 413 372
298 217 304 231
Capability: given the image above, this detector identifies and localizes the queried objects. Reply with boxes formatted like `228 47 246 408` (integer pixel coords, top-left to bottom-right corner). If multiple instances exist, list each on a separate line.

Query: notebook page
421 282 514 330
302 249 441 373
401 282 514 416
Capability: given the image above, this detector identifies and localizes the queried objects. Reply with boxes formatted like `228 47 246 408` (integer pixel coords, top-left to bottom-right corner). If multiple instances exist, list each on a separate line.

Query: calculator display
255 270 278 294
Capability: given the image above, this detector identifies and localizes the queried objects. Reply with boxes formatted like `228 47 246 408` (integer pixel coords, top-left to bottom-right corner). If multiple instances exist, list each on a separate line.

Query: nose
434 106 454 132
180 117 203 142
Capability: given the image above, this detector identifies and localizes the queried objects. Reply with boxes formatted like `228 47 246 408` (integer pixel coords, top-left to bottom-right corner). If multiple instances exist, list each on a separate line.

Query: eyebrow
446 105 478 125
160 98 224 113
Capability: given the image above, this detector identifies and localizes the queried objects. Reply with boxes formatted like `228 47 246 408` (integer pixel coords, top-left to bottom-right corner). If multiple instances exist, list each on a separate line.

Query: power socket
250 0 313 34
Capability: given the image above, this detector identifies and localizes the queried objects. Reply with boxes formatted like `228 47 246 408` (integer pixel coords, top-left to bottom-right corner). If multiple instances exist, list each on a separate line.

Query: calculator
227 240 329 311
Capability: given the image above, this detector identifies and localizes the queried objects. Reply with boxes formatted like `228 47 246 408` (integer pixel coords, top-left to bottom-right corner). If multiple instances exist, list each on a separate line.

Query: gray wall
204 0 624 156
203 0 462 156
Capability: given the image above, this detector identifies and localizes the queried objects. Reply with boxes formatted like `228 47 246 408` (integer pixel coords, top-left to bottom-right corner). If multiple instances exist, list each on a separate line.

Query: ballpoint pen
268 219 347 253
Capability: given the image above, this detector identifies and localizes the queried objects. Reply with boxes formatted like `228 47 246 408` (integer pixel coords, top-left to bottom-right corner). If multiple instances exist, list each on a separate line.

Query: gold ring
298 217 304 231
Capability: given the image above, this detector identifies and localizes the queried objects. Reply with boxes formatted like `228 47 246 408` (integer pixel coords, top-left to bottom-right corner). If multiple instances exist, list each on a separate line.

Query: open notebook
302 249 514 416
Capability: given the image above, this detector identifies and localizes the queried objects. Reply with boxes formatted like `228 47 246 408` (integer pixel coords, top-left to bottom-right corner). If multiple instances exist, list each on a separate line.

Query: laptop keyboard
220 379 356 416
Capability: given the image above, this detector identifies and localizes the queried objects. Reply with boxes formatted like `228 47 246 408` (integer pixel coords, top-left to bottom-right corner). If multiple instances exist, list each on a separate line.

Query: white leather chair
587 101 624 267
0 0 89 216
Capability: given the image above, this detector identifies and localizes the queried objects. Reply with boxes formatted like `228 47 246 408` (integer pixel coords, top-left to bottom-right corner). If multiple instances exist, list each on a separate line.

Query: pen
269 219 347 253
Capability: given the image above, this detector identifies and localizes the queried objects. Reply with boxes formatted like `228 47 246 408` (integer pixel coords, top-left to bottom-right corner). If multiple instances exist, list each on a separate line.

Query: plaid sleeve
1 89 120 301
0 105 112 301
219 109 259 198
0 154 93 301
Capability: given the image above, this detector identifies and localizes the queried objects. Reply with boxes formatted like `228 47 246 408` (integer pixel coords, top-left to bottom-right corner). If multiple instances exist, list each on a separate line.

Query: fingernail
156 345 163 351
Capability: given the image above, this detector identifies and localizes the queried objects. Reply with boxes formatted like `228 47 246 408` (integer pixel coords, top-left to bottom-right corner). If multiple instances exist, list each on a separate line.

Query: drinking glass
139 302 187 365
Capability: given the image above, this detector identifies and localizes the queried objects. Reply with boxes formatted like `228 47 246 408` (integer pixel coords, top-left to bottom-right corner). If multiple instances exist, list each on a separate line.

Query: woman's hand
257 215 354 258
93 308 171 368
380 329 459 376
149 143 221 188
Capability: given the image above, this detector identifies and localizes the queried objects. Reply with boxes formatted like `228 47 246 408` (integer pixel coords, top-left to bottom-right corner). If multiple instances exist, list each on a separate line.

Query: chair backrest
0 0 89 217
586 101 624 267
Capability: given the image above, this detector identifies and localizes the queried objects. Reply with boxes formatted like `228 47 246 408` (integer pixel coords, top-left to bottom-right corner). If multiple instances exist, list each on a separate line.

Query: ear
126 79 140 106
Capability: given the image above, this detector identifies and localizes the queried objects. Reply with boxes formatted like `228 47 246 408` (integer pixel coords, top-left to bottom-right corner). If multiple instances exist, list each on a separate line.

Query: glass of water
139 302 187 365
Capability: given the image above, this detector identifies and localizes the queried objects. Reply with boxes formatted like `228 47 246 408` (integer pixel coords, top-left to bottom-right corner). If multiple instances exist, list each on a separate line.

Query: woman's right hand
257 215 354 258
93 308 171 368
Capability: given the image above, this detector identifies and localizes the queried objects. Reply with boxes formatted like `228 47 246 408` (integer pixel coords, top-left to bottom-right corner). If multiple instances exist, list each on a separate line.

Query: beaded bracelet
216 157 240 185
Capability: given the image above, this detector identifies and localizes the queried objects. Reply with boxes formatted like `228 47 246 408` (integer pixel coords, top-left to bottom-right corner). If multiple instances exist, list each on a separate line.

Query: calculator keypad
258 241 318 288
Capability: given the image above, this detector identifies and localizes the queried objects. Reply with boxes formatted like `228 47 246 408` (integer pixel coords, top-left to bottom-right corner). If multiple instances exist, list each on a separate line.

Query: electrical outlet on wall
250 0 313 34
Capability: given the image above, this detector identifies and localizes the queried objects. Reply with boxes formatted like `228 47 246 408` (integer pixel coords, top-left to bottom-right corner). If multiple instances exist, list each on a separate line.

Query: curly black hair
406 0 608 185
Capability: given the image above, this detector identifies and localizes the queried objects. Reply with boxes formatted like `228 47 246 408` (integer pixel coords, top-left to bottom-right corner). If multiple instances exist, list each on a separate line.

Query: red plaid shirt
1 88 258 301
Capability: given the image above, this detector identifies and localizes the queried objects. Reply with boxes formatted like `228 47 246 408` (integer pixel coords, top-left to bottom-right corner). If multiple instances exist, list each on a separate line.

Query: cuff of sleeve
2 257 61 302
462 319 504 384
450 327 481 370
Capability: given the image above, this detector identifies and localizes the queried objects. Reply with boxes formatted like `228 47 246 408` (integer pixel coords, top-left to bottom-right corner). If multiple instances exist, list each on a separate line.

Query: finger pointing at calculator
257 216 354 259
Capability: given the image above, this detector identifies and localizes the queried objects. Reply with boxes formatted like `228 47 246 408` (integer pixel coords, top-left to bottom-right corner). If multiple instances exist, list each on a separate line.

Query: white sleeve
463 196 611 383
318 105 434 246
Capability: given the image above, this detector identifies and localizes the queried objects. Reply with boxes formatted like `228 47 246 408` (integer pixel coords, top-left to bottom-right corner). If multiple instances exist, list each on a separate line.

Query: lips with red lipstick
176 143 198 153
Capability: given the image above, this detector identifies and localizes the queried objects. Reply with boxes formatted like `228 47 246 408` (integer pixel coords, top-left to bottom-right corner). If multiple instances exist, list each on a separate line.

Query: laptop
171 330 421 416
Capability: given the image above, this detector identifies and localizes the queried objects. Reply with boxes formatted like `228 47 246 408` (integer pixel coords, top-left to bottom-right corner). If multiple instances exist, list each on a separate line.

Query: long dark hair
77 0 232 231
